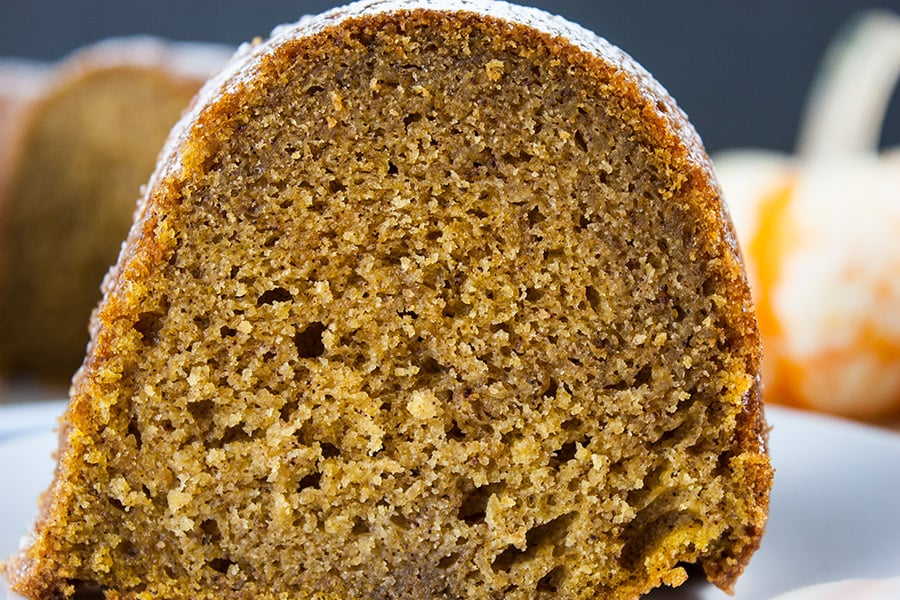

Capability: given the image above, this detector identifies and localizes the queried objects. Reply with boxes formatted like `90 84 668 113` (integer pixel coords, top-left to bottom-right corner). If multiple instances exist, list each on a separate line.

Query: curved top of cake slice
8 2 770 599
154 0 719 205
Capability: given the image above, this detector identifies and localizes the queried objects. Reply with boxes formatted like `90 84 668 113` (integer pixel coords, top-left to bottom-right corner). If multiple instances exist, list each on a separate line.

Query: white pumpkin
715 10 900 421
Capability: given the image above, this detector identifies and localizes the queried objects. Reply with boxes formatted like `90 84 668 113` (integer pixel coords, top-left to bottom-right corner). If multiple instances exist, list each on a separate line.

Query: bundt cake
0 38 230 385
0 59 49 200
5 1 772 598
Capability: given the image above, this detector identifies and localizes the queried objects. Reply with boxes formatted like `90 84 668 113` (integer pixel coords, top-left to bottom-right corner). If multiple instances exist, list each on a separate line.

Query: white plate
1 402 899 599
0 399 65 441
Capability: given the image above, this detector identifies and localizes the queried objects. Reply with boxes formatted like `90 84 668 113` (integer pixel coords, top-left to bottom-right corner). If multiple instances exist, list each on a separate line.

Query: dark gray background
3 0 900 154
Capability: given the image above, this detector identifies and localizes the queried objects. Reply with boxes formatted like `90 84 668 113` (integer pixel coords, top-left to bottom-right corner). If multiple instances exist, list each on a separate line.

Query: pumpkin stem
797 10 900 159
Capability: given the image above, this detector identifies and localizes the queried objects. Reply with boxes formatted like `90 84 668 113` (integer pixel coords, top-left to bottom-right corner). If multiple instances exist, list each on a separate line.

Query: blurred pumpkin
715 10 900 421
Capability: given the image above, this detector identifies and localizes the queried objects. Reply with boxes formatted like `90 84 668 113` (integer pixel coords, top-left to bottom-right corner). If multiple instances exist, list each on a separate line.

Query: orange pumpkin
715 10 900 421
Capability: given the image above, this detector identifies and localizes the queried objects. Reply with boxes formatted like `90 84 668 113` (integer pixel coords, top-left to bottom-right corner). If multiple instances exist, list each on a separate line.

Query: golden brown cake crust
7 2 771 599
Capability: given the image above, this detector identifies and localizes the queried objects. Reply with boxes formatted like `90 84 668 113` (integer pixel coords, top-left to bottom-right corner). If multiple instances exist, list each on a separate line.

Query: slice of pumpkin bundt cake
6 1 772 599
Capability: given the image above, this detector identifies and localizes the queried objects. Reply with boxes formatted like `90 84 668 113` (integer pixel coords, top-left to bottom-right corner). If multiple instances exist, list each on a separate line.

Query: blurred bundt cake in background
0 37 230 388
0 58 49 194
